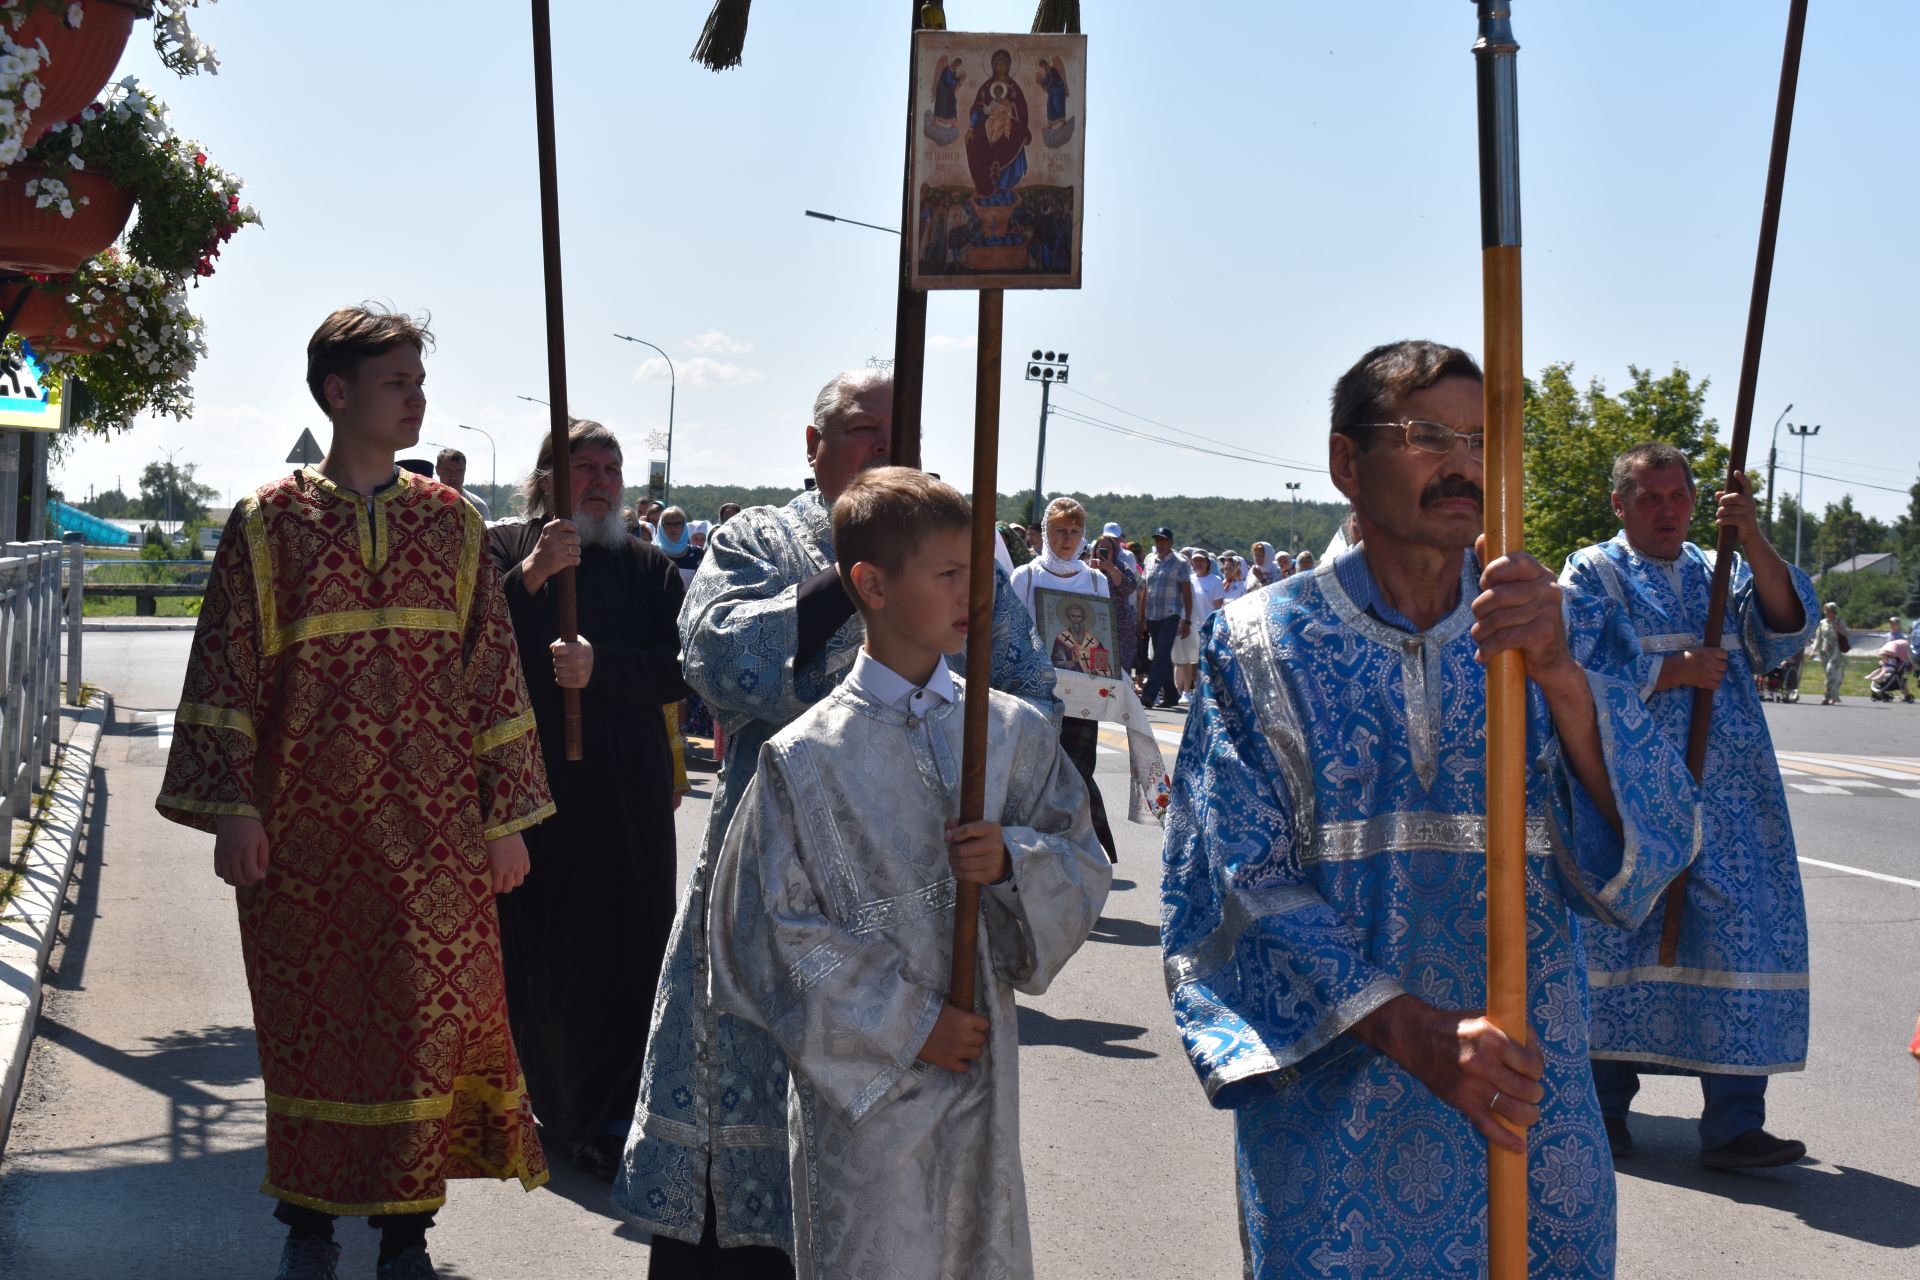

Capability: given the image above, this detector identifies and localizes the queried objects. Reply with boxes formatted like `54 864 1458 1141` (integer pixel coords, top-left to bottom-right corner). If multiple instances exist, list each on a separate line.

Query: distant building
1818 551 1899 581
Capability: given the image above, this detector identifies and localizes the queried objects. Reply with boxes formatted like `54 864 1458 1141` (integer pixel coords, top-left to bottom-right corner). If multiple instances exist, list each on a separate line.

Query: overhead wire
1045 406 1326 476
1054 386 1323 469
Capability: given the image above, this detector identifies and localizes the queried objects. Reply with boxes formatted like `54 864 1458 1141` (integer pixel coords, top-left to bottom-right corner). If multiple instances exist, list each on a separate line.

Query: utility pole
1285 481 1303 550
1764 402 1791 534
1787 421 1820 570
1024 350 1069 527
159 445 186 539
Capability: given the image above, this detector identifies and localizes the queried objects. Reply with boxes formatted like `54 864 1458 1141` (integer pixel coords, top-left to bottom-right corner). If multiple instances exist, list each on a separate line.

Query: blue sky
56 1 1919 526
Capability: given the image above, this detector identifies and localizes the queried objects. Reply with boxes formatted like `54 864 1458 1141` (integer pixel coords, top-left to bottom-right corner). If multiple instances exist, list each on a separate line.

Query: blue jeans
1591 1060 1768 1149
1139 614 1183 707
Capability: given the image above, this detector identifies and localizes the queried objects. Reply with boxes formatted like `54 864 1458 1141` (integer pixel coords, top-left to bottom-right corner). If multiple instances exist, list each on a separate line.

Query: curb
0 693 111 1154
82 621 197 633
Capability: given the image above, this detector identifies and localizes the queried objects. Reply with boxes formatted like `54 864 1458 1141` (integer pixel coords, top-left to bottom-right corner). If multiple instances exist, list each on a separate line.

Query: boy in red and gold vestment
157 306 554 1280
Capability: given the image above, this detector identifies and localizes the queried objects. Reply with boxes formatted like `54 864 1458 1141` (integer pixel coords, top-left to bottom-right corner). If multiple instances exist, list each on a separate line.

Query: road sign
0 345 59 431
286 427 324 465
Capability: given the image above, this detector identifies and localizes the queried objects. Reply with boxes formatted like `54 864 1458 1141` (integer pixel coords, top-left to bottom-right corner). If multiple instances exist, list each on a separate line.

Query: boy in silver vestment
706 468 1111 1280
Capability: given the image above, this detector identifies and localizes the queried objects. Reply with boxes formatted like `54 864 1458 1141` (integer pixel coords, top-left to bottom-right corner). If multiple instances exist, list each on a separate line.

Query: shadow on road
1088 915 1160 948
1616 1115 1920 1250
1017 1006 1156 1060
534 1159 651 1242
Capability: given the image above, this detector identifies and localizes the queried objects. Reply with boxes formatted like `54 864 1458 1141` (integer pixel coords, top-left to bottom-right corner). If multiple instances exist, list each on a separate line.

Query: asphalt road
0 634 1915 1277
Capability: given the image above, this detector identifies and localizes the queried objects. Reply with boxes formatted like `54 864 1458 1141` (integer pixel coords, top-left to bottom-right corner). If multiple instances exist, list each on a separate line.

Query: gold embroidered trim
484 800 557 842
278 607 462 651
455 500 481 633
157 795 261 821
176 701 256 742
266 1090 453 1125
242 495 279 655
264 1074 530 1127
474 710 536 756
264 1183 448 1217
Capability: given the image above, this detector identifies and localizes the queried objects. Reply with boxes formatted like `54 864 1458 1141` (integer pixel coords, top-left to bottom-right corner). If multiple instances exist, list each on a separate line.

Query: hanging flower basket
12 2 151 148
0 271 121 351
3 247 205 430
0 160 133 271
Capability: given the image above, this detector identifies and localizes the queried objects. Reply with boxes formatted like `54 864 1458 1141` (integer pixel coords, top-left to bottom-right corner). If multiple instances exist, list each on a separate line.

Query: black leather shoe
571 1132 624 1181
1603 1115 1632 1159
1699 1128 1807 1170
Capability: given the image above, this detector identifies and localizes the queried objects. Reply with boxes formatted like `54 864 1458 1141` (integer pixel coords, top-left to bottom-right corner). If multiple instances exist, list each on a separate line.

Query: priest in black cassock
486 419 689 1179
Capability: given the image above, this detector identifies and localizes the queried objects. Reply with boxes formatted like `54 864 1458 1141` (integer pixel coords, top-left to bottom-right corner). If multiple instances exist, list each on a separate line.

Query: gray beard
576 508 629 549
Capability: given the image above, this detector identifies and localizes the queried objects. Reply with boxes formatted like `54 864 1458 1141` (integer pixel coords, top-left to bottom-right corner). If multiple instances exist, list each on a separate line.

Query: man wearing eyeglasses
1562 442 1817 1172
1159 339 1699 1277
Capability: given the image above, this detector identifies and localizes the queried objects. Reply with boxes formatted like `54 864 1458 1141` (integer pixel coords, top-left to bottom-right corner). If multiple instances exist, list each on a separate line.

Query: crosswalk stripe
1818 755 1920 779
1773 756 1872 779
1799 855 1920 890
1777 756 1920 783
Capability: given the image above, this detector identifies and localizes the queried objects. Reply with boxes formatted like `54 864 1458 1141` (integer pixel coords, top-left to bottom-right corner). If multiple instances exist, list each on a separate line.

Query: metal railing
0 538 69 852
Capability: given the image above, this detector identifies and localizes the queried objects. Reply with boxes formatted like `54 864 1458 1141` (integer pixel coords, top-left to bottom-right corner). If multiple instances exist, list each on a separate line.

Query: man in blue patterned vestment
1563 442 1817 1170
614 367 1060 1275
1161 340 1700 1278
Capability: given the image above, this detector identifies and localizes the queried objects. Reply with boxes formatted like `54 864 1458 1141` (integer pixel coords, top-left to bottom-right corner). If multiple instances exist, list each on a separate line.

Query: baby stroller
1869 637 1914 703
1758 653 1801 703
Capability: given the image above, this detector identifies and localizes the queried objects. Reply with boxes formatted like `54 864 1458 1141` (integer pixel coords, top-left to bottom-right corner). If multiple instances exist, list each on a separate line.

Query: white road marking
1798 856 1920 890
1789 784 1852 795
1777 755 1920 783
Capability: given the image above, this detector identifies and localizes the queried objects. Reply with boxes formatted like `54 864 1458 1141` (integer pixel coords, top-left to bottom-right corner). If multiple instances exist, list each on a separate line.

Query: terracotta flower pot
16 1 148 148
0 164 136 273
0 278 116 353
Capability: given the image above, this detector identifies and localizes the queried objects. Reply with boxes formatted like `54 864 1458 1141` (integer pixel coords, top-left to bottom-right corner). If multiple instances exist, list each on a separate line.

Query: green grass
80 552 207 617
1795 653 1895 700
82 594 202 617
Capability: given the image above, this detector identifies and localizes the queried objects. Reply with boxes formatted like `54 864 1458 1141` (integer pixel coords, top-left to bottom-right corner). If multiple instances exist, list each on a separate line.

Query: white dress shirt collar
846 649 957 717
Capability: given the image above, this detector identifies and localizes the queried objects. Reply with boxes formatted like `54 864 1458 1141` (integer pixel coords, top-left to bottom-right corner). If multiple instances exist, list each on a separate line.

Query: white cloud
927 334 978 351
683 329 754 356
633 355 763 388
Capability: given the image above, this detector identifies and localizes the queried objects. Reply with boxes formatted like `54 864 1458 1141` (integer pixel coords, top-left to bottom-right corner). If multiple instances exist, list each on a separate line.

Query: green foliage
1769 492 1817 566
1905 566 1920 619
84 487 135 518
136 459 215 523
1809 494 1893 576
1523 363 1735 573
1818 568 1908 630
990 489 1347 557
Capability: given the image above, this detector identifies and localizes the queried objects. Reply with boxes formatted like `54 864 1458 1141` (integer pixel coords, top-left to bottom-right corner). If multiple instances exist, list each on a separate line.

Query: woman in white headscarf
1008 496 1118 859
1247 541 1283 588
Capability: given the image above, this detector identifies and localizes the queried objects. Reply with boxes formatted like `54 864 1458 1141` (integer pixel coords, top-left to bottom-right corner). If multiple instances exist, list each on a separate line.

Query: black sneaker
375 1246 436 1280
571 1132 624 1182
273 1236 341 1280
1699 1128 1807 1171
1603 1115 1632 1159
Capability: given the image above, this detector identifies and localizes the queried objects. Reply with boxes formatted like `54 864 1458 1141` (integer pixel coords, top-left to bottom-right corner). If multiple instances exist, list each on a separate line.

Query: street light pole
456 423 497 493
158 445 185 536
1285 481 1302 550
1024 351 1069 527
1788 421 1820 570
614 334 676 504
1764 402 1791 533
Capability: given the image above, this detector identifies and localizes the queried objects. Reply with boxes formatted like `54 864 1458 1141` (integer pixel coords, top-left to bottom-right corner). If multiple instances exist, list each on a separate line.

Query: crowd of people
159 311 1865 1280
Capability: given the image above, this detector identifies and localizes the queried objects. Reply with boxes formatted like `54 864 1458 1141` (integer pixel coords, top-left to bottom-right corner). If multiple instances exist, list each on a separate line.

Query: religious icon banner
1033 584 1117 679
910 31 1086 291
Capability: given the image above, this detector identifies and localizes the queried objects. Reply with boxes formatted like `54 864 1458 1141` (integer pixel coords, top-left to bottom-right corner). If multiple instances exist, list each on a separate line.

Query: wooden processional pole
1659 0 1810 966
529 0 583 760
1471 3 1528 1275
947 288 1003 1010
